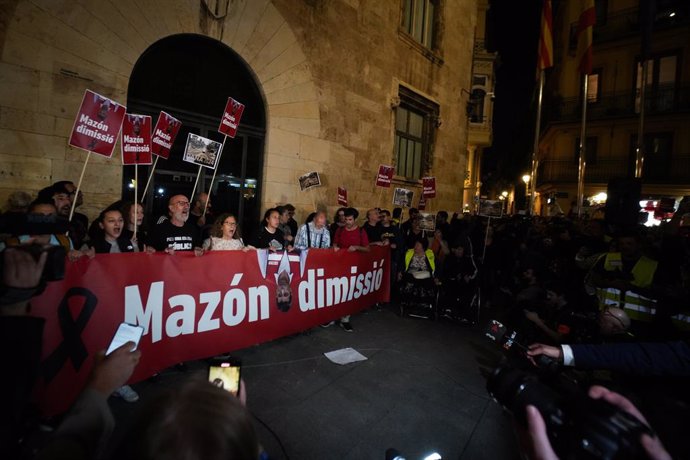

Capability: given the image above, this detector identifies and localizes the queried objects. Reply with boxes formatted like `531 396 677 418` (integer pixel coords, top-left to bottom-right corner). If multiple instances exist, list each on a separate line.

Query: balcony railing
569 5 690 44
546 85 690 124
537 155 690 186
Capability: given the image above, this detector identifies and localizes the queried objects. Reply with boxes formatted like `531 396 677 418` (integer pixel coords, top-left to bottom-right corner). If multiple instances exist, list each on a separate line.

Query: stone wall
0 0 475 223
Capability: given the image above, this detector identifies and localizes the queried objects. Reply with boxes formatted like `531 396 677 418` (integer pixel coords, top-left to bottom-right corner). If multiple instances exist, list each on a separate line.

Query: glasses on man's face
173 201 190 207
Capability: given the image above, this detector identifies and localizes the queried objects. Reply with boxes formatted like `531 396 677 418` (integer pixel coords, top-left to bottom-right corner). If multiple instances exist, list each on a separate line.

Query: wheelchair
399 272 440 320
437 277 480 325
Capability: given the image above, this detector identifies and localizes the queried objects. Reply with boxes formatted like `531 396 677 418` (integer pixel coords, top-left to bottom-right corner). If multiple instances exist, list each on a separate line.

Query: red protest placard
418 194 427 210
422 176 436 198
68 89 126 157
218 97 245 138
151 111 181 159
337 187 348 206
376 164 394 188
121 114 152 165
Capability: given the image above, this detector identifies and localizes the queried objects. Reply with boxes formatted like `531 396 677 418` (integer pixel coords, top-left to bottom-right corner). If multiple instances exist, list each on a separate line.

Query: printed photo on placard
418 213 436 232
121 114 152 165
392 187 413 207
182 133 222 169
299 171 321 191
479 199 504 218
68 89 126 157
151 111 182 159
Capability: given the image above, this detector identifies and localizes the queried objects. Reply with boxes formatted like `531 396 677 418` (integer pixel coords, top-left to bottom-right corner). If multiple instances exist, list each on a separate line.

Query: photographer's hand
3 246 47 289
588 386 671 460
527 344 563 364
525 405 558 460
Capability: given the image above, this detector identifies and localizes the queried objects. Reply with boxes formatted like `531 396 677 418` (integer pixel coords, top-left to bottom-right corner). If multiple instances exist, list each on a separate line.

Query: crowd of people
1 179 690 459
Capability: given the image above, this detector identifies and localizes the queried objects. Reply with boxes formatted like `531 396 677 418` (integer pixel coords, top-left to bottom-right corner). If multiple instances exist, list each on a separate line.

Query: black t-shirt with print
149 219 201 251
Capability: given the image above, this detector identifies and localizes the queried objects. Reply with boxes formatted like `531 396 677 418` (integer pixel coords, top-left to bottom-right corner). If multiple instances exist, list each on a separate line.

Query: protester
403 216 424 249
294 210 331 250
189 192 211 226
203 213 246 251
362 208 383 245
148 195 204 256
0 190 31 236
329 207 369 332
439 239 478 321
284 203 298 237
250 208 290 251
89 209 136 254
110 380 260 460
329 207 346 241
400 238 438 299
400 207 419 235
121 201 149 251
276 205 295 247
380 209 404 295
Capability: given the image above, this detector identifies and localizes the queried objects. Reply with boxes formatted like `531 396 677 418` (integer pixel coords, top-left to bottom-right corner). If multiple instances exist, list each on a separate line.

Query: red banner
376 164 394 188
68 89 126 157
31 248 390 415
337 187 348 206
151 111 182 159
218 97 245 138
422 177 436 198
121 114 152 165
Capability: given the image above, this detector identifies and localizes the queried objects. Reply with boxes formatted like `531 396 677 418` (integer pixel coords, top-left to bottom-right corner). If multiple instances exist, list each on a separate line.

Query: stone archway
0 0 321 218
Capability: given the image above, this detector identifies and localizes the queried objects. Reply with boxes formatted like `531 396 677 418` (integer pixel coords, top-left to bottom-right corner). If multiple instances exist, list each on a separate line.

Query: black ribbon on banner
42 287 97 382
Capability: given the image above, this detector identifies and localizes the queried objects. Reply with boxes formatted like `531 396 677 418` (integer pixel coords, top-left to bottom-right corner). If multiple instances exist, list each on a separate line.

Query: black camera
487 366 653 460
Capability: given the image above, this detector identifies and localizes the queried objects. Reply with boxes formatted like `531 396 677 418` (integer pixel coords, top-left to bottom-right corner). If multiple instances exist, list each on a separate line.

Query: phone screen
106 322 144 355
208 360 241 396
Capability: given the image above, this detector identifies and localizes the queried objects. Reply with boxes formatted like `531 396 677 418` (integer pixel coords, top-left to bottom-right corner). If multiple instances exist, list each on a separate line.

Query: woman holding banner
250 208 292 251
203 213 246 251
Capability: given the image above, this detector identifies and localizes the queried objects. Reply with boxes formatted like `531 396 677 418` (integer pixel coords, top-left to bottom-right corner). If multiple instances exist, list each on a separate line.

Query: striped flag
576 0 596 75
537 0 554 71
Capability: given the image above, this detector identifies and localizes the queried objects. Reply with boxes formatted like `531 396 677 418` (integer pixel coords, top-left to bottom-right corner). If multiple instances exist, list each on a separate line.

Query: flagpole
530 70 545 215
577 74 589 218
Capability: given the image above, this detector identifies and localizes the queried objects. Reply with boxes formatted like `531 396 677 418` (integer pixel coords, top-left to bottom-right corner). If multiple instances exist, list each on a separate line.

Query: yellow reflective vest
595 252 658 322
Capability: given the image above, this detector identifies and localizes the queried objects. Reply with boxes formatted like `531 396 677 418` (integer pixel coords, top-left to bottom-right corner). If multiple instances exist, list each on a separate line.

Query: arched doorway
126 34 266 236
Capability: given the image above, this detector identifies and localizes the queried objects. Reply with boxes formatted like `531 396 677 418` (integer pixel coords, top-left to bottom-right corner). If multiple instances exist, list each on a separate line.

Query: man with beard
149 195 203 255
36 181 88 248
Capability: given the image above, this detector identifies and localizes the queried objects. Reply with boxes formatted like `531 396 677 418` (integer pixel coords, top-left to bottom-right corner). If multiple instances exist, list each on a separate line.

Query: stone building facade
0 0 476 226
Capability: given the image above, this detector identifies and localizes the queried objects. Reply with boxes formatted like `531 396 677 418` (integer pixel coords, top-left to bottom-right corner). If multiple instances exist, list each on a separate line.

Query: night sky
483 0 543 195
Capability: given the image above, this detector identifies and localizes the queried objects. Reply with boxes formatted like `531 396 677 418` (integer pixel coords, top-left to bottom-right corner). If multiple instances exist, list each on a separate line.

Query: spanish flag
576 0 596 75
537 0 553 71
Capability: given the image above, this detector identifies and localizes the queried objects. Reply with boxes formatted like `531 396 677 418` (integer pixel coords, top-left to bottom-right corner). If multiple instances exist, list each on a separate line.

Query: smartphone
106 322 144 355
208 358 241 397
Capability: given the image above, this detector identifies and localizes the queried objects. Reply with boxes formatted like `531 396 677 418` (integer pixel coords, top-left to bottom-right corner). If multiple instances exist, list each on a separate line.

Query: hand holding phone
106 322 144 355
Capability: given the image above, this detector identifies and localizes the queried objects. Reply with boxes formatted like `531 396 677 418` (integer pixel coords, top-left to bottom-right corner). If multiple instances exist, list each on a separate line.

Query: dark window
586 69 602 103
574 136 598 165
628 133 673 179
634 52 678 113
395 87 439 180
401 0 437 48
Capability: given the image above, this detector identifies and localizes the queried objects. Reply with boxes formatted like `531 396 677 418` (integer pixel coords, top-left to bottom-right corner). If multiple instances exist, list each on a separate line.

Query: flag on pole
537 0 553 71
576 0 596 75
